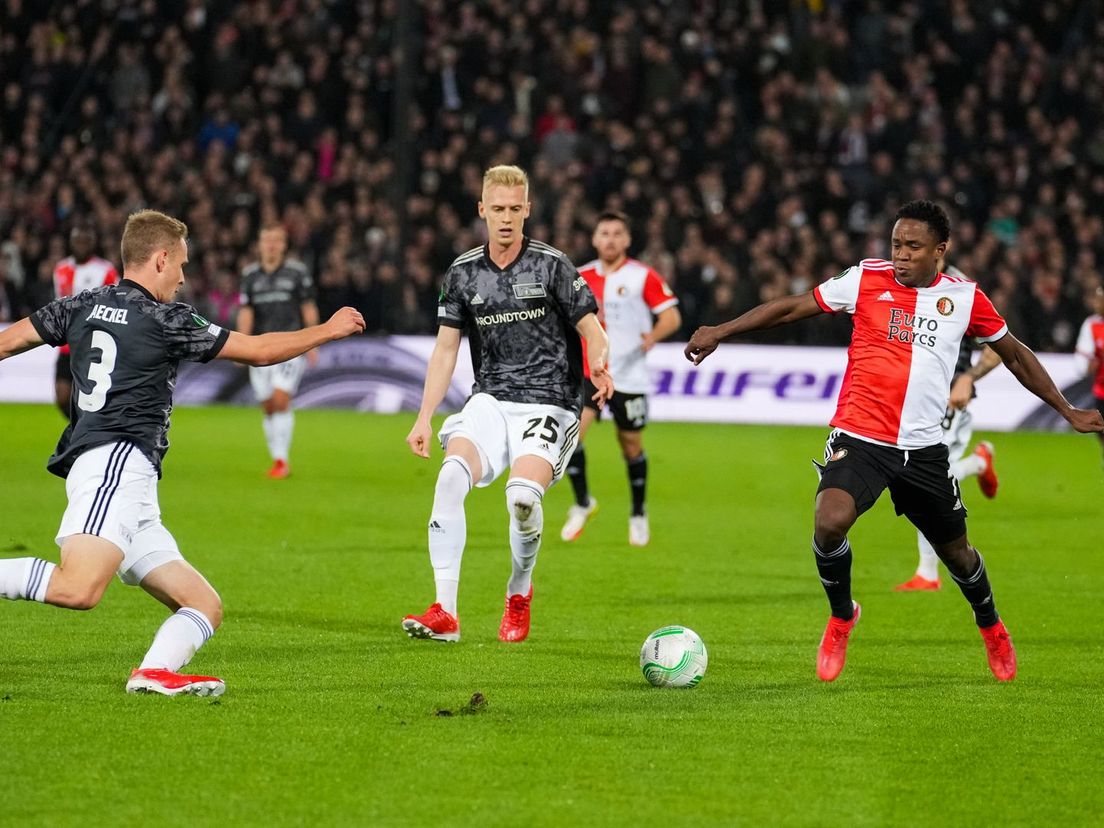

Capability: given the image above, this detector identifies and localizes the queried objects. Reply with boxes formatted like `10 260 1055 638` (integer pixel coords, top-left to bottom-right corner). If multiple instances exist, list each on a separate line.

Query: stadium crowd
1 0 1102 348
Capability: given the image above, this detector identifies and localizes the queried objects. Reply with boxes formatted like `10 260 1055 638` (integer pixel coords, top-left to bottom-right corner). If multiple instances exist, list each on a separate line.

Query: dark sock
566 445 589 507
627 452 647 516
948 551 1000 627
813 536 854 620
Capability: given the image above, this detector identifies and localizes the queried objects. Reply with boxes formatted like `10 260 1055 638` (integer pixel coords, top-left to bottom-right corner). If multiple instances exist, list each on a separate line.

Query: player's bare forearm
643 306 681 350
301 301 320 328
991 334 1103 431
576 313 609 374
685 291 823 365
0 318 44 361
219 307 364 366
236 305 254 336
949 346 1004 408
416 328 461 422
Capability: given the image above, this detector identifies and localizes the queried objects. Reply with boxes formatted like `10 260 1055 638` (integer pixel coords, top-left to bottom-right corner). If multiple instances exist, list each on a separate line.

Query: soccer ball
639 626 708 688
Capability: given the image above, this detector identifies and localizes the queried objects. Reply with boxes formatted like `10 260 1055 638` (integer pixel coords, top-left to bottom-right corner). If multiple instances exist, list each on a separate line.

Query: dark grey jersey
438 238 599 413
29 280 230 478
239 259 315 334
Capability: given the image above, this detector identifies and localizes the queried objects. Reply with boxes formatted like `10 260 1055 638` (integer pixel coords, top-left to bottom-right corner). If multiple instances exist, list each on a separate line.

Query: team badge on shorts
936 297 955 316
830 448 848 461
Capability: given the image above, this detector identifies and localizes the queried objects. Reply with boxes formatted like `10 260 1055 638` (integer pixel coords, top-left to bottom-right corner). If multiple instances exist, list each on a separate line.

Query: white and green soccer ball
640 626 708 688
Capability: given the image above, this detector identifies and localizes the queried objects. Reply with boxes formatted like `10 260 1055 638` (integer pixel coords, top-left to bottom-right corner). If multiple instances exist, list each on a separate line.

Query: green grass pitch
1 402 1102 825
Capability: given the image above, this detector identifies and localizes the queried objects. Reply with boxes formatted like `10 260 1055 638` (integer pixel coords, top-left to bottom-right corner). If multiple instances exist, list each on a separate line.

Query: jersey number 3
78 330 118 413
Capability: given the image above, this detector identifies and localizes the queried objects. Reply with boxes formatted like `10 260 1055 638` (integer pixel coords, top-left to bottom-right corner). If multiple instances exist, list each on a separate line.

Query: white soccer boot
629 514 650 547
560 497 598 541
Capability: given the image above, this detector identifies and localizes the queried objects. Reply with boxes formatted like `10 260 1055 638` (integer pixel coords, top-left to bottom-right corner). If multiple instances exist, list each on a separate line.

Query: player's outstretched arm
989 333 1104 433
217 307 365 366
576 312 614 406
684 291 824 365
406 326 461 458
0 318 44 362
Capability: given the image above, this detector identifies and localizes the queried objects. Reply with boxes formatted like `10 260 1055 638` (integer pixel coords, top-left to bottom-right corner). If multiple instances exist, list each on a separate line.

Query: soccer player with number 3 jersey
0 210 365 696
686 200 1104 683
403 166 613 644
560 211 681 547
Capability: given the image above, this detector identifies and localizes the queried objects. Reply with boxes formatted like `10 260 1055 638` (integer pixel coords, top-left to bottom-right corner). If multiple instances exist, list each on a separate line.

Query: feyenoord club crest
936 297 955 316
830 448 848 461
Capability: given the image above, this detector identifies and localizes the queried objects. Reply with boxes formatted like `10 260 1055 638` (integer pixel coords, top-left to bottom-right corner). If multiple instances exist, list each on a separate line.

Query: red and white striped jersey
578 257 678 394
813 259 1007 449
54 256 118 298
1075 314 1104 399
53 255 118 354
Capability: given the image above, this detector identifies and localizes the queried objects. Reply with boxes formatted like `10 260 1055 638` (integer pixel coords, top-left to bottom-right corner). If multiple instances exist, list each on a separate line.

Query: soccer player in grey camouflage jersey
0 210 364 696
237 223 320 479
403 165 614 644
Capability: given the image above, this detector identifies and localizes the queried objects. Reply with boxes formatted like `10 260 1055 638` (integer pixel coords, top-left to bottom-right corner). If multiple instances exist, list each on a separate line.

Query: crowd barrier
0 326 1090 431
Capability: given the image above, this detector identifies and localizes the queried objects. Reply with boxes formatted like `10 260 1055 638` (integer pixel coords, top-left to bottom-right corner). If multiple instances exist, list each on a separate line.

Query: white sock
429 456 472 616
915 532 941 581
951 453 984 480
139 607 216 671
506 478 545 597
0 557 56 602
270 410 294 462
263 414 277 460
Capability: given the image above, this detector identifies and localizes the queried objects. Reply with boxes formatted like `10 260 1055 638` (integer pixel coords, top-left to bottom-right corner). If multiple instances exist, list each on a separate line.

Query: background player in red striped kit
1075 283 1104 469
52 226 118 414
686 200 1103 683
560 211 681 547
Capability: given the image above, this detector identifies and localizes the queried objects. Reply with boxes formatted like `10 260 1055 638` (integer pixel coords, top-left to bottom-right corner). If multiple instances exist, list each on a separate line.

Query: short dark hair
595 210 631 230
894 200 950 243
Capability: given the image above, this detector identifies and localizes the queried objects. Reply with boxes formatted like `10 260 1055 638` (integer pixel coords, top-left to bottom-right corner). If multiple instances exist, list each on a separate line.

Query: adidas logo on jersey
471 293 484 305
876 291 896 302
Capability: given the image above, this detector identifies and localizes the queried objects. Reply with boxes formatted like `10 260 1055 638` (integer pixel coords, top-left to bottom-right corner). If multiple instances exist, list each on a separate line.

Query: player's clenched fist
405 418 432 458
326 307 366 338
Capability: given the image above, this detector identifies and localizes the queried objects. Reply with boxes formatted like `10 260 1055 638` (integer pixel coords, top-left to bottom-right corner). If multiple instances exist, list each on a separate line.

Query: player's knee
52 579 108 611
814 506 853 547
198 590 224 630
435 456 473 509
506 479 544 529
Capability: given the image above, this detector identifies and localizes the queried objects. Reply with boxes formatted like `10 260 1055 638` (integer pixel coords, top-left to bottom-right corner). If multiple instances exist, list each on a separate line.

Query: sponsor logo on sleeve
513 283 547 299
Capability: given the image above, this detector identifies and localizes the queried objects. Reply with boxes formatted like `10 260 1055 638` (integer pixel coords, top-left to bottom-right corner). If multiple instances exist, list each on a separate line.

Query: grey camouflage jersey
239 258 315 334
438 238 598 413
29 280 230 477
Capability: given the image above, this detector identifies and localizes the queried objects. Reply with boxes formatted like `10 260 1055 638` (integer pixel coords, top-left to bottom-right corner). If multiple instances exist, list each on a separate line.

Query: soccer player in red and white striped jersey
560 211 681 547
1075 284 1104 467
686 200 1103 683
52 226 118 414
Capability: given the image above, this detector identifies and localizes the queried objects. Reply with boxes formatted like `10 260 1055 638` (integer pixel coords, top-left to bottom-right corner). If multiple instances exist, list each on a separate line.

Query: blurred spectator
0 0 1102 351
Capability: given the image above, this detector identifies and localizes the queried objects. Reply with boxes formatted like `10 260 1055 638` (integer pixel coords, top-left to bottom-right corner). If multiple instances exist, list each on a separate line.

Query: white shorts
56 442 184 586
940 406 974 461
249 356 306 401
438 393 580 487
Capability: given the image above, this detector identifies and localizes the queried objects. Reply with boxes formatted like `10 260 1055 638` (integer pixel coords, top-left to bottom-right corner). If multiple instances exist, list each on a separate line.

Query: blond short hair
121 210 188 268
482 165 529 199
